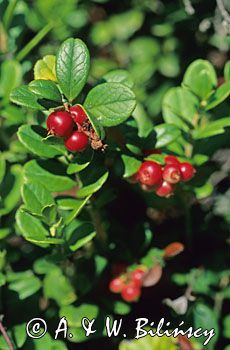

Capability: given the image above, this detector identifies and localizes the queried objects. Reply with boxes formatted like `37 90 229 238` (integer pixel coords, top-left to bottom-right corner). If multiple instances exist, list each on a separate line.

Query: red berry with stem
180 162 196 182
121 283 141 302
138 161 162 186
130 267 146 287
156 181 175 197
65 131 88 152
163 164 181 184
70 105 87 125
47 111 74 138
109 277 124 293
165 155 180 165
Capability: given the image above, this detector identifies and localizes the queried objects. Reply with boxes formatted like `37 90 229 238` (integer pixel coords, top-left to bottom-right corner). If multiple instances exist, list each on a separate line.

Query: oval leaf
84 82 136 127
34 55 57 81
56 38 90 101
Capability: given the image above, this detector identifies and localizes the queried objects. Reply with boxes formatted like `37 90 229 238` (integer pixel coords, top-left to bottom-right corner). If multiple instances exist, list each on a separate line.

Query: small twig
0 320 15 350
216 0 230 23
183 0 195 15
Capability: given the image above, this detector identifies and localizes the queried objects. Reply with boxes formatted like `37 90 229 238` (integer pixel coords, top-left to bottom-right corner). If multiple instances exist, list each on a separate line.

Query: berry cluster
46 105 90 153
109 266 146 302
133 155 196 197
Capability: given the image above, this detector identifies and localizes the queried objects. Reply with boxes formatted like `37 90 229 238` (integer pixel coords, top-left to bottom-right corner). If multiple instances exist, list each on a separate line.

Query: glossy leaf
66 221 96 251
0 165 23 217
10 85 44 110
121 154 141 178
192 117 230 139
205 81 230 110
56 38 90 101
29 79 62 103
22 181 55 215
7 270 41 300
183 59 217 99
155 123 181 148
18 125 66 158
162 87 199 131
24 160 76 192
84 82 136 127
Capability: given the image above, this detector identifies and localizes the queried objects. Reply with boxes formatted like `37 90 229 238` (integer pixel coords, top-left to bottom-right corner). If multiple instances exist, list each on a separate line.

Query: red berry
138 161 162 186
130 267 146 287
109 277 124 293
121 283 141 302
163 164 181 184
156 181 175 197
47 111 74 138
179 162 196 182
165 155 180 165
65 131 88 152
70 105 87 125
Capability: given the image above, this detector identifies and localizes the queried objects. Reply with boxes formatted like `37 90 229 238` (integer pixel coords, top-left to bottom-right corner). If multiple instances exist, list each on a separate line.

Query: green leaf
59 195 91 225
66 221 96 251
162 87 199 131
22 181 55 215
18 125 66 158
56 38 90 101
0 164 23 217
0 60 22 102
183 59 217 99
224 315 230 338
193 303 219 350
29 79 62 103
34 55 57 81
44 267 77 306
0 153 6 185
144 154 165 165
10 85 44 110
155 123 181 148
84 82 136 127
67 148 94 174
205 81 230 110
192 117 230 139
24 160 76 192
0 324 27 350
103 69 134 88
60 304 99 328
30 333 68 350
77 164 109 198
224 61 230 81
121 155 141 178
7 270 41 300
132 103 154 138
16 208 49 246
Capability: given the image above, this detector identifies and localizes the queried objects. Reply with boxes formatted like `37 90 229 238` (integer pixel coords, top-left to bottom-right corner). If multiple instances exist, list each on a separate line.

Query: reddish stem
0 321 15 350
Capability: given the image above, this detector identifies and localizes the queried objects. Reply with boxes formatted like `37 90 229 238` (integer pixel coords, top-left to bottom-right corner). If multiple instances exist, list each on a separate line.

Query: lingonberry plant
0 4 229 347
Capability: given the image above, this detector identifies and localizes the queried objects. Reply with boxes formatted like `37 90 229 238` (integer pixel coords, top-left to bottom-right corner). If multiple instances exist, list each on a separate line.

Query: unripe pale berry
70 105 87 125
47 111 74 138
163 164 181 184
121 283 141 302
109 277 124 293
165 155 180 165
156 181 175 197
179 162 196 182
65 131 88 152
138 161 162 186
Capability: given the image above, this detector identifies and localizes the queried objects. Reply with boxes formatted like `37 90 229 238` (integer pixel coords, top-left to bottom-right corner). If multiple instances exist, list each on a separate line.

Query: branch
216 0 230 23
0 320 15 350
